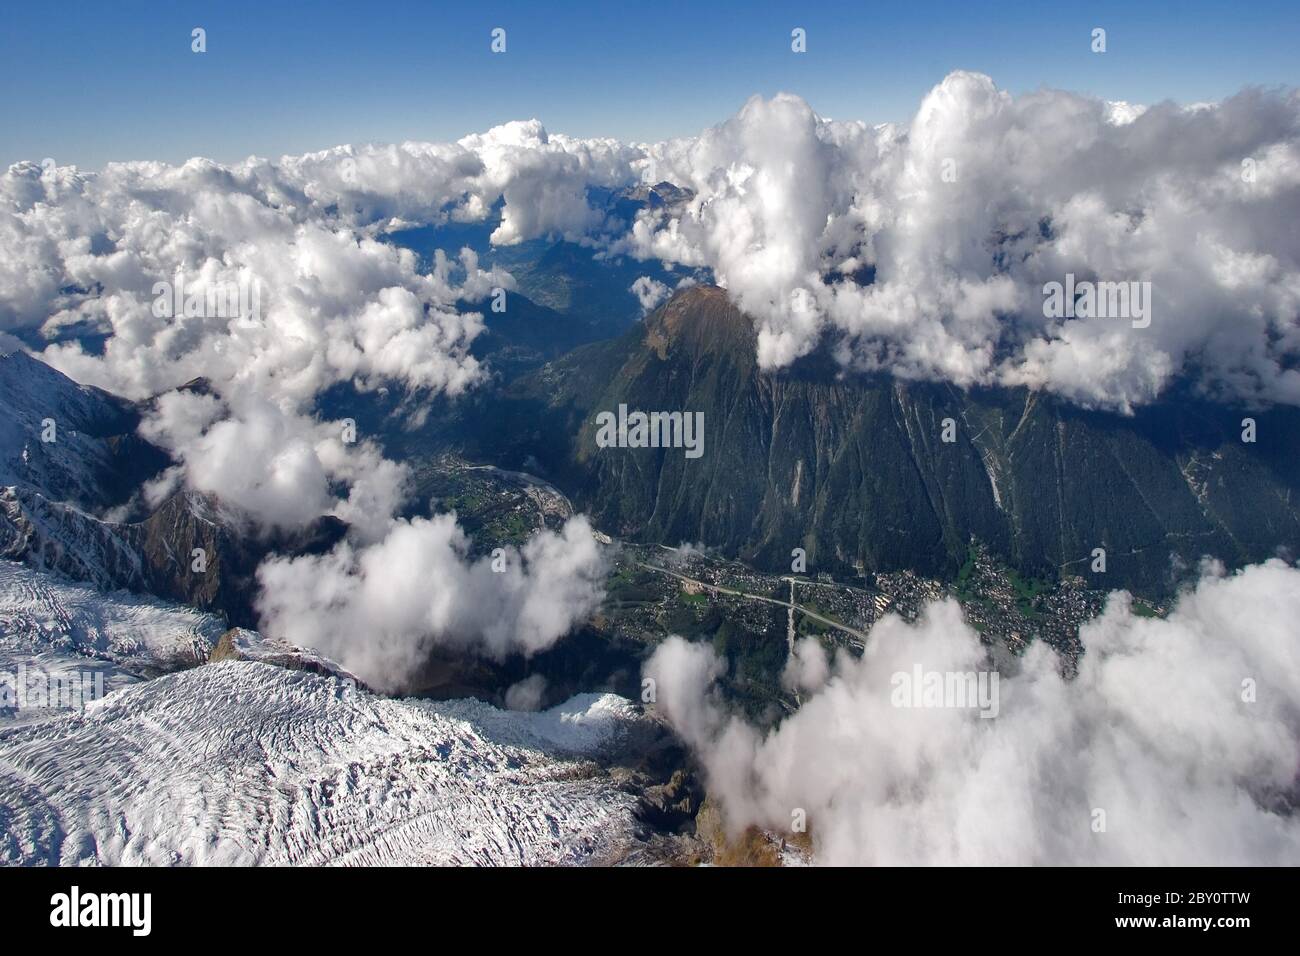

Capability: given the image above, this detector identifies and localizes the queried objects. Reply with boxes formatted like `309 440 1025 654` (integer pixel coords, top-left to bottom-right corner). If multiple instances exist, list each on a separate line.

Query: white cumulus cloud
256 514 609 692
623 74 1300 411
645 559 1300 865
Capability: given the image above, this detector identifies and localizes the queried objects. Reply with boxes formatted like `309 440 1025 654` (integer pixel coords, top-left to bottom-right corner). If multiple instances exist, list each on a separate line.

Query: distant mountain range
391 182 702 360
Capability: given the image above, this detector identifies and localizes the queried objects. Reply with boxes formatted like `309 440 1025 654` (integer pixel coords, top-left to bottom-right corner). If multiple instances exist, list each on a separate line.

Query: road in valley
633 561 869 645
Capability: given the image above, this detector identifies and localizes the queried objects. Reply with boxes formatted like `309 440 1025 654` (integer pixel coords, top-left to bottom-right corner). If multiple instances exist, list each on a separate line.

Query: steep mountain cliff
510 286 1300 595
0 485 345 626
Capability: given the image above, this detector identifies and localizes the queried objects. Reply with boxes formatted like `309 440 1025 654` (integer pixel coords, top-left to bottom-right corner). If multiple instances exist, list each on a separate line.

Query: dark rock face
0 353 351 627
636 768 706 834
129 493 349 627
0 486 347 627
511 286 1300 596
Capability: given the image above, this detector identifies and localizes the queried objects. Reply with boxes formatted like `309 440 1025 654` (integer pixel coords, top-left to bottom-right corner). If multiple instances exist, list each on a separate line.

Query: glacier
0 562 649 866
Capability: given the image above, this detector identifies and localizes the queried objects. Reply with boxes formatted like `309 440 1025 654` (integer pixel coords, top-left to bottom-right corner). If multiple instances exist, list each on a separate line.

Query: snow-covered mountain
0 659 646 866
0 561 653 865
1 482 347 626
0 558 226 732
0 559 224 679
0 351 162 510
0 353 350 627
1 485 150 590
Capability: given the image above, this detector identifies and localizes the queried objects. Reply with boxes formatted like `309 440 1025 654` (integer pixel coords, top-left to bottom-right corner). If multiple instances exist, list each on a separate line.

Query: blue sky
2 0 1297 169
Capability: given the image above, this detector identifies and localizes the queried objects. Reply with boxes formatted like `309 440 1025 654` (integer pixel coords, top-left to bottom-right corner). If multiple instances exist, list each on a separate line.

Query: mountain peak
643 285 755 360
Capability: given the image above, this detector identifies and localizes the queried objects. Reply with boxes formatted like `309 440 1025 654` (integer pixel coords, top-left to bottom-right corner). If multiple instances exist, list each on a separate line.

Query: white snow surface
0 661 643 866
0 560 646 866
0 558 222 678
215 626 362 684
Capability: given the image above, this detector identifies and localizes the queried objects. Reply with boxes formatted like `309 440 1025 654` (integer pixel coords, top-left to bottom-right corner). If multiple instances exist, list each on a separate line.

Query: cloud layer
625 74 1300 411
645 559 1300 864
0 129 629 673
5 73 1299 493
0 117 649 512
256 515 608 692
